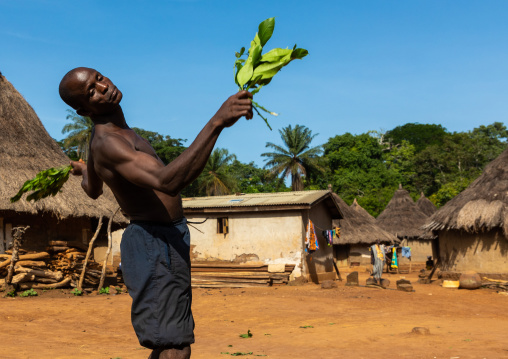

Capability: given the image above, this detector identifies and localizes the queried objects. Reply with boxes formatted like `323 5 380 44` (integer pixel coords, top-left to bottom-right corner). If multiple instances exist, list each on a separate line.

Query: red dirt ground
1 271 507 359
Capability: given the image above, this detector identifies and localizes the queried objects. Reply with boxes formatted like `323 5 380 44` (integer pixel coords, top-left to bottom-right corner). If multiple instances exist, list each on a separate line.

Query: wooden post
98 208 120 291
78 216 103 291
5 226 30 284
332 259 342 281
427 258 441 281
0 218 4 254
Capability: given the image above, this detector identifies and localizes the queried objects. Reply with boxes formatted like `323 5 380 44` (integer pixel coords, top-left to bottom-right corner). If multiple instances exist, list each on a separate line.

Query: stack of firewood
47 250 109 289
0 240 112 290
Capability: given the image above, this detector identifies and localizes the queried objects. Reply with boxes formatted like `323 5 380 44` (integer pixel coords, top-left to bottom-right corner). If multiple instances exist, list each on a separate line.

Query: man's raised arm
98 91 253 196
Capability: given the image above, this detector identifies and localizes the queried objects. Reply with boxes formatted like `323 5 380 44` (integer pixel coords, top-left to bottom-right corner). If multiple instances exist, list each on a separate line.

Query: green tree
429 177 473 207
323 132 400 216
386 123 448 152
132 127 187 164
198 148 238 196
56 139 79 161
261 124 324 191
61 109 93 161
229 160 289 193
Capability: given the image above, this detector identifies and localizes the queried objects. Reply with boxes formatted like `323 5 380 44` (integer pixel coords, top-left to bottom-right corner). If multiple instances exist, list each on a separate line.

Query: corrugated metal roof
182 190 333 209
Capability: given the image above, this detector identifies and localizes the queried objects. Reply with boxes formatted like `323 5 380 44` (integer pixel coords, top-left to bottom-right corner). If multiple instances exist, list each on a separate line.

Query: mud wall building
182 190 343 283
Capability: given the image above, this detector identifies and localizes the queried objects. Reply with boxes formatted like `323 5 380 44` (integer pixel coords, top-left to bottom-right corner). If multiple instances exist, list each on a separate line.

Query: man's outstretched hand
212 90 253 129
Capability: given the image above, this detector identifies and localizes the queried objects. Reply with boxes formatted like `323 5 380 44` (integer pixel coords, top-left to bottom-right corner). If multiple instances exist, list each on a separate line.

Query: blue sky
2 0 507 167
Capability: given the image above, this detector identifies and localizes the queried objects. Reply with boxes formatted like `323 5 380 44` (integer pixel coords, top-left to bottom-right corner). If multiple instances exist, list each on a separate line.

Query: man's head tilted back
59 67 123 117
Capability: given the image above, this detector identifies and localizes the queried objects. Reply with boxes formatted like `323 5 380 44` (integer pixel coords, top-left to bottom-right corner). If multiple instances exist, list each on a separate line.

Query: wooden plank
191 277 268 284
191 282 267 288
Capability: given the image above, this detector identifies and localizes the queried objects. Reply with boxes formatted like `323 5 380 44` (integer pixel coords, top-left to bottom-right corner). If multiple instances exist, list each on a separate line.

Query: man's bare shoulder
92 129 137 164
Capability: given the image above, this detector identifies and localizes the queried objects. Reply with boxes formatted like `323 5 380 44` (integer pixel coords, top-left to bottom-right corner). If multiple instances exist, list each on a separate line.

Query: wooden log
48 240 68 246
5 249 27 255
18 277 72 290
47 246 70 252
14 267 63 281
11 273 36 284
49 240 88 251
0 252 50 269
65 253 85 260
34 277 58 284
15 260 47 268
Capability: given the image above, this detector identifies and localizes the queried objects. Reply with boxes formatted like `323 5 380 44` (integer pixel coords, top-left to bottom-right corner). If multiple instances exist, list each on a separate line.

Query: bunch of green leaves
71 288 83 296
99 286 110 295
19 289 38 297
10 165 72 203
234 17 308 130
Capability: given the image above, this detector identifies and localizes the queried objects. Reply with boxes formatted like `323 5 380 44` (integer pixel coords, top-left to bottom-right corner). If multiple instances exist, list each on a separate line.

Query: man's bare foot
148 345 191 359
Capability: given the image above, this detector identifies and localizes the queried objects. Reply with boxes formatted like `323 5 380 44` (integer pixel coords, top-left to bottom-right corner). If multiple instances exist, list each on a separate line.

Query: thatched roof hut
416 192 437 217
422 148 508 275
333 194 398 245
0 73 127 223
376 184 429 240
350 198 375 222
423 147 508 237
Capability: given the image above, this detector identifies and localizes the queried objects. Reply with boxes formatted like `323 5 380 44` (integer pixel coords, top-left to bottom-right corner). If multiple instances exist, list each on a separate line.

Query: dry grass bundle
416 192 437 217
376 184 429 240
332 194 398 245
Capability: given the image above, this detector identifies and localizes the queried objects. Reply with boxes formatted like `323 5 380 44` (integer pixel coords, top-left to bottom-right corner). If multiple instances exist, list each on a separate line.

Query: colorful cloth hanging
305 219 318 252
401 246 411 259
391 247 398 269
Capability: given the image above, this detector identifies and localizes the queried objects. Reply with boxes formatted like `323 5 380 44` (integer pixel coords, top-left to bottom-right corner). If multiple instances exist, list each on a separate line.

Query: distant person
370 240 385 285
426 256 434 270
59 67 253 359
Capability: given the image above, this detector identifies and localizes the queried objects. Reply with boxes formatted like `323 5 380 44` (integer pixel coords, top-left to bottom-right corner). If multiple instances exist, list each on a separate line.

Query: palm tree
261 124 324 191
61 109 94 161
198 148 238 196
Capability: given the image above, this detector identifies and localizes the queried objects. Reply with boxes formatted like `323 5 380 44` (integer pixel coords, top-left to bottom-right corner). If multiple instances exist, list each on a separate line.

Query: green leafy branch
10 164 73 203
234 17 308 130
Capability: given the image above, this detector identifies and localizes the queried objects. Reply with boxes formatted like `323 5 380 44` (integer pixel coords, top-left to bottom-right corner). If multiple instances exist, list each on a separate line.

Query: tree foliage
386 123 447 152
61 110 93 161
262 124 324 191
197 148 238 196
132 127 187 164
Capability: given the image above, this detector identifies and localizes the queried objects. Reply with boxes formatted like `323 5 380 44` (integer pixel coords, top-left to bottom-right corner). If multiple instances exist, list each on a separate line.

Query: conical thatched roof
0 73 127 223
376 184 428 239
332 194 398 245
423 147 508 237
416 192 437 217
350 198 375 222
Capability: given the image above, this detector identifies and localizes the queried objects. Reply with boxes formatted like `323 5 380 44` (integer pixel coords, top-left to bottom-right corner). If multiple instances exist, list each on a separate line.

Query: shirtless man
59 67 253 359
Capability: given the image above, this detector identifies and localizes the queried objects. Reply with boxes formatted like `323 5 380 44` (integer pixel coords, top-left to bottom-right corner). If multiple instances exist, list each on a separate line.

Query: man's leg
149 345 191 359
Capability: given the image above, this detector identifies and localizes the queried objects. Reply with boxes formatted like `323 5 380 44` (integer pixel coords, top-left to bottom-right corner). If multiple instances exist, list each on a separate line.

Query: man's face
66 67 123 116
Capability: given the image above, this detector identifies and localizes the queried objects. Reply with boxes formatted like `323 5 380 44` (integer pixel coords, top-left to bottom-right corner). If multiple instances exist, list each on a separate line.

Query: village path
0 272 507 359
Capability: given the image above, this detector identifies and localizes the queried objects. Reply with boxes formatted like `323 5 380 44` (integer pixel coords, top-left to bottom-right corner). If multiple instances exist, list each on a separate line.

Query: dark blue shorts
120 218 195 349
